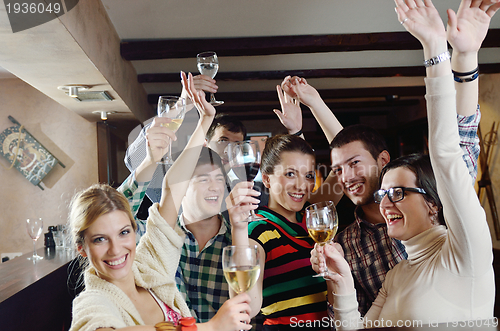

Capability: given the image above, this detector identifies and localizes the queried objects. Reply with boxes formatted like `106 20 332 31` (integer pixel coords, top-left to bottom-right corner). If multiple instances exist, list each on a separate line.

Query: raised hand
395 0 447 48
181 73 218 99
181 71 216 118
274 82 302 134
281 76 322 110
447 0 500 54
226 181 260 229
145 117 177 164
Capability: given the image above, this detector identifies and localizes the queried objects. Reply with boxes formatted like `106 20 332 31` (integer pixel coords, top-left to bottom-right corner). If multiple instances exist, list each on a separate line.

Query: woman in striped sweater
228 134 343 331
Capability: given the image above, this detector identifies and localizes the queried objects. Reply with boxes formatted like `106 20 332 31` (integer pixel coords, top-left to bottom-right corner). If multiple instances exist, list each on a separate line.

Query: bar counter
0 247 75 331
0 247 498 331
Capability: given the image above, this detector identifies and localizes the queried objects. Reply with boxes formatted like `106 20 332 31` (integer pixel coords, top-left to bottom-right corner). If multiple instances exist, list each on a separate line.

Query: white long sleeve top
333 74 494 329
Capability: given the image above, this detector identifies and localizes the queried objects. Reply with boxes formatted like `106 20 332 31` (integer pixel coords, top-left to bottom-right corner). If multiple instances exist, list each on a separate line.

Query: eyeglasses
373 187 427 204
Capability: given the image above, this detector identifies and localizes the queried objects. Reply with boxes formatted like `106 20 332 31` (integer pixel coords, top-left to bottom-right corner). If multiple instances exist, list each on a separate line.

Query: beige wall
478 73 500 250
0 78 98 257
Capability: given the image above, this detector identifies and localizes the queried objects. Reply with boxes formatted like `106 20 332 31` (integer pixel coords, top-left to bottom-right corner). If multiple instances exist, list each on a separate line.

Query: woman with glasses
311 0 498 328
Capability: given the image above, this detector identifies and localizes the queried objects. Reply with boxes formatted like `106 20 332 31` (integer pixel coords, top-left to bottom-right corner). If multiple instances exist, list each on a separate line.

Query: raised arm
273 82 303 136
448 0 499 116
281 76 343 143
180 74 219 114
397 0 498 277
278 76 344 205
449 0 500 181
123 74 220 203
158 72 216 229
225 181 265 318
322 1 461 328
117 120 177 241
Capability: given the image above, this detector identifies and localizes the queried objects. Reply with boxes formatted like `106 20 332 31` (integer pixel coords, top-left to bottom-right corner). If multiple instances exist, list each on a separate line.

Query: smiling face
379 167 436 241
263 151 316 220
331 140 389 206
78 210 136 285
182 163 226 223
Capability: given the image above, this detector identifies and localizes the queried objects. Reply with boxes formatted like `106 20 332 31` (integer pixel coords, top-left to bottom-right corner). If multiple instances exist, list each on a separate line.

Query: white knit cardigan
70 203 191 331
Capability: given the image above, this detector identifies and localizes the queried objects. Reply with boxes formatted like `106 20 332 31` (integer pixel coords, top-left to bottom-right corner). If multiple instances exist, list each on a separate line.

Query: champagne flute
157 96 186 165
227 140 266 222
26 218 44 261
306 201 338 278
196 51 224 106
223 245 261 295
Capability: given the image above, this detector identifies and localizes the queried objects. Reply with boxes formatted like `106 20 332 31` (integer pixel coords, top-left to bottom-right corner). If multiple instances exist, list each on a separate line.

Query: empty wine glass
223 245 261 295
227 140 266 222
26 218 44 261
196 51 224 106
306 201 338 278
157 96 186 165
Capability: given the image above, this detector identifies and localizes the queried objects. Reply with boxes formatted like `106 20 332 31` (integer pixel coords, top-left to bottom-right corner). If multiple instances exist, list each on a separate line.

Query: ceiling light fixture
57 85 90 98
92 110 116 121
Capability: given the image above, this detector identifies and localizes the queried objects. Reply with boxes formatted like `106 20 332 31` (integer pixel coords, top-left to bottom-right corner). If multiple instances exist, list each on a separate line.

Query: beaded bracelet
154 321 176 331
178 317 197 331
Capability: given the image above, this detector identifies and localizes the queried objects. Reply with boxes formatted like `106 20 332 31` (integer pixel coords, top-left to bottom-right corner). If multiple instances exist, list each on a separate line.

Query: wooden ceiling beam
139 66 425 83
122 29 500 61
221 99 420 113
146 99 420 117
148 86 426 104
139 63 500 84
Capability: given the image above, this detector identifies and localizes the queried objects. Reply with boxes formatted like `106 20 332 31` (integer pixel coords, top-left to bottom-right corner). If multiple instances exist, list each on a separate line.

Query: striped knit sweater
249 206 329 330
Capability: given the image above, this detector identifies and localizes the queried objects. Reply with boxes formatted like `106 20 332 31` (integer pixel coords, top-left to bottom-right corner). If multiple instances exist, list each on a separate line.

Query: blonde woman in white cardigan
311 0 499 328
68 72 252 331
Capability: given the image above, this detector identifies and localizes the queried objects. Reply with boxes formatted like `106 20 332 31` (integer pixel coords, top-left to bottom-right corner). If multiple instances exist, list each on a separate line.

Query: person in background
68 72 252 331
311 0 498 327
124 74 245 206
204 113 247 172
119 112 246 231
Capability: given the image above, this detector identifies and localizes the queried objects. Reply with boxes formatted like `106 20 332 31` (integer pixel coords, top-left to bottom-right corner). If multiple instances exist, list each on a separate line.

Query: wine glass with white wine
196 51 224 106
156 96 186 165
223 245 260 295
26 218 44 261
223 245 260 330
306 201 338 278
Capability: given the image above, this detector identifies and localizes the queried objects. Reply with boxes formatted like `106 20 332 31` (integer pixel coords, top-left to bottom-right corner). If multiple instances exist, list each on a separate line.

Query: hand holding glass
26 218 44 261
157 96 186 165
227 140 266 222
196 51 223 106
306 201 338 278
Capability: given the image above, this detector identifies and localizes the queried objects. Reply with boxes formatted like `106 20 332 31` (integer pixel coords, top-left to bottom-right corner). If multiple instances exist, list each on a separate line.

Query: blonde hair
68 184 136 249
